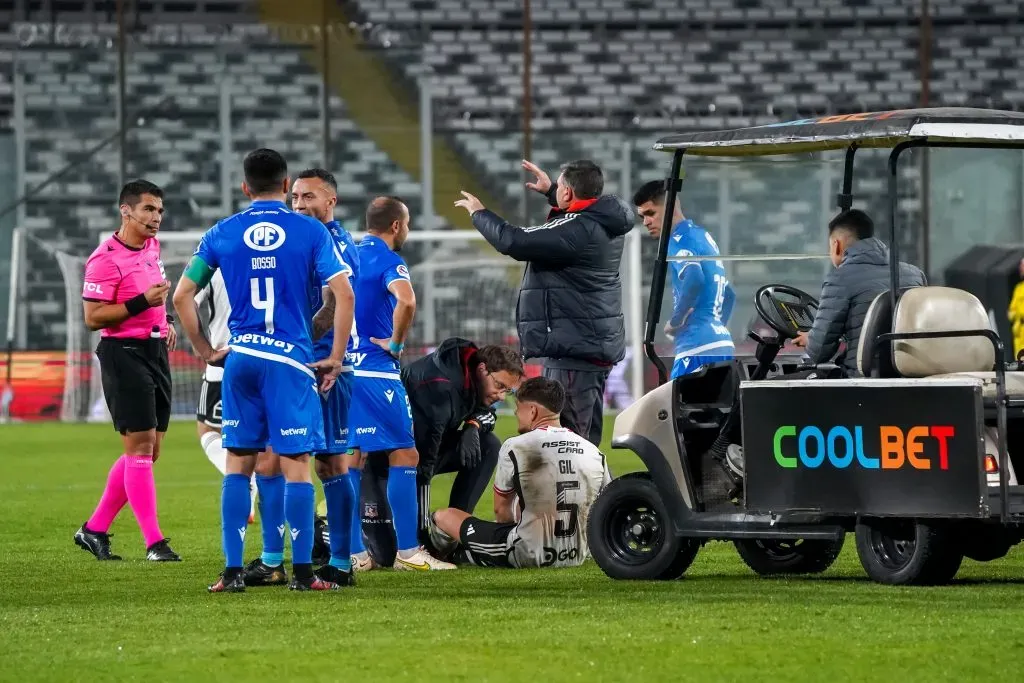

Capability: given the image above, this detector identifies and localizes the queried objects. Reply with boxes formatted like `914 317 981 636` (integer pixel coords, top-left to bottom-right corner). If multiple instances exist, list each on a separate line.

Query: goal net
59 230 526 422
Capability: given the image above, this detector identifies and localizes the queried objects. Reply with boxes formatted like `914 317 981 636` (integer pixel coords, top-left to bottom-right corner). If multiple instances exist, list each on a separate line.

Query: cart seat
926 371 1024 399
887 286 1024 399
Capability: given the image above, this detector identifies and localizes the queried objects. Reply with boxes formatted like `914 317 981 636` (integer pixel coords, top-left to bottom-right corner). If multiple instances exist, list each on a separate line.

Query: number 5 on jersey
250 277 275 334
555 480 580 538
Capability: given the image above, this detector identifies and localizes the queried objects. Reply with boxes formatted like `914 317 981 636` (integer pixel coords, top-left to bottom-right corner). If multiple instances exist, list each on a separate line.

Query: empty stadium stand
2 0 1022 348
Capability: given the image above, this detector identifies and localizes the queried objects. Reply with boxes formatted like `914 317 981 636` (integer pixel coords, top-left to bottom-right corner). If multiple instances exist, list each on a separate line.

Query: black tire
734 535 845 576
854 519 963 586
587 473 698 580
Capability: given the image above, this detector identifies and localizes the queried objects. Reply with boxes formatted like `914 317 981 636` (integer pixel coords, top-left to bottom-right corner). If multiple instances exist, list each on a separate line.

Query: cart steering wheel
754 284 820 340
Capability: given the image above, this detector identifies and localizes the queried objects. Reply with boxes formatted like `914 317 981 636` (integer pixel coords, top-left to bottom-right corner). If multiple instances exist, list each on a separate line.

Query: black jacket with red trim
400 337 486 470
470 187 633 366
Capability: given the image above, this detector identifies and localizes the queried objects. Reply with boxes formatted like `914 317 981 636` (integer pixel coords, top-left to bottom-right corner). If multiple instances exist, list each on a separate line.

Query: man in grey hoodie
725 209 926 478
793 209 927 376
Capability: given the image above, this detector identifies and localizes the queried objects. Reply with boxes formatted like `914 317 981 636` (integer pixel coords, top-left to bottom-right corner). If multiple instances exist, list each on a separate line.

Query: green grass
3 419 1024 682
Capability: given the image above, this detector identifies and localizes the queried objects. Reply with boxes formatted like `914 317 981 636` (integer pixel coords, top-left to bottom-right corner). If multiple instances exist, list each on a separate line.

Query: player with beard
427 377 611 569
241 168 359 588
349 338 525 570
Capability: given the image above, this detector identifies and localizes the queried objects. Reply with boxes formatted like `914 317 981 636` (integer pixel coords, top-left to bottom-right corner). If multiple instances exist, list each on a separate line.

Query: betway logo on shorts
231 333 295 354
346 352 367 366
222 419 240 428
356 427 376 435
280 427 308 436
774 424 955 470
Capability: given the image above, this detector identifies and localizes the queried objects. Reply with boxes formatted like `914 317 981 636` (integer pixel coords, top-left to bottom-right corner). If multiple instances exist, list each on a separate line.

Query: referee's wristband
124 293 151 317
389 340 405 355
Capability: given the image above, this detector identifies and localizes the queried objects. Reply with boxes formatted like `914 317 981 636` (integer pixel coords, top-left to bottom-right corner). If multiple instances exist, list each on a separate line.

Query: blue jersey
351 234 411 374
195 200 349 369
668 219 735 360
312 220 360 364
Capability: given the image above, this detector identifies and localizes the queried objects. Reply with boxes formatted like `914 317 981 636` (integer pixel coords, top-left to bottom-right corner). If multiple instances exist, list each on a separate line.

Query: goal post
52 227 645 422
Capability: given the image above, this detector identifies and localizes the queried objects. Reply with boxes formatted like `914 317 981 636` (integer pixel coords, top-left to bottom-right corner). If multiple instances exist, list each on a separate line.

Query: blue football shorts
317 369 353 456
671 354 734 379
220 350 326 456
348 371 415 452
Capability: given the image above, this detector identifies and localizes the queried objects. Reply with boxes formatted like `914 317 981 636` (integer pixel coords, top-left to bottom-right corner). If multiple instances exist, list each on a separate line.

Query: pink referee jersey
82 233 169 339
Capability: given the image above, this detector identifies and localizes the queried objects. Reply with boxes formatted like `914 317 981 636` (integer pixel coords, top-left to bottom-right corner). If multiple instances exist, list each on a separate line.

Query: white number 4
250 277 275 334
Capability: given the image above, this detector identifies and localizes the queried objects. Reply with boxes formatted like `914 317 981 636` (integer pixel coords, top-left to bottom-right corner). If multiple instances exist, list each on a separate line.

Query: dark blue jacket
471 193 633 367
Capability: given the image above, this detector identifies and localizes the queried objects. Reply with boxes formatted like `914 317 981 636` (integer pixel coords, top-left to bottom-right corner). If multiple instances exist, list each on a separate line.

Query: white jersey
494 426 611 568
194 269 231 382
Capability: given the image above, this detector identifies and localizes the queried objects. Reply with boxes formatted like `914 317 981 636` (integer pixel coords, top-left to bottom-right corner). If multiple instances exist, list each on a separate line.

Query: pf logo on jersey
244 222 287 252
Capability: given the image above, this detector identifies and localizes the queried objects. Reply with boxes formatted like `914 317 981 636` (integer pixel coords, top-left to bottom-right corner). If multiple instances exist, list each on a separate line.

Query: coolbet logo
243 222 287 252
773 425 955 470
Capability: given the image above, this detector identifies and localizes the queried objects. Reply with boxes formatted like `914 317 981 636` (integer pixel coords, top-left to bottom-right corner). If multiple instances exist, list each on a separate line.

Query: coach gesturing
454 159 632 445
74 180 181 563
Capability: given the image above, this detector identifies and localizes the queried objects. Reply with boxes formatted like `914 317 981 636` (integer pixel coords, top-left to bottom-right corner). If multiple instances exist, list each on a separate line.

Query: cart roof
653 107 1024 156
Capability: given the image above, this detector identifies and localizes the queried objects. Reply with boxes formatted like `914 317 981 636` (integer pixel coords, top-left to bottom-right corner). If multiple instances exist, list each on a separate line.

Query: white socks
201 431 257 516
201 431 228 475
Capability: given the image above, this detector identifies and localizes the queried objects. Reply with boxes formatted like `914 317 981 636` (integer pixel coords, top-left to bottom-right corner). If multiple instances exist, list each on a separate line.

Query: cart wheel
734 536 845 576
854 519 962 586
587 472 699 580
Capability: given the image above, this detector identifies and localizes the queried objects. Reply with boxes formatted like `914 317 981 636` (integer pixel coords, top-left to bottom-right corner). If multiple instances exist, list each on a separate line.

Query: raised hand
522 159 552 194
454 191 485 215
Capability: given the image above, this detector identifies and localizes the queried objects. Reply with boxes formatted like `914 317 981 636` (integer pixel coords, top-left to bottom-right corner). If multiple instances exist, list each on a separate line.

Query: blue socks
255 473 285 567
387 466 419 553
285 481 315 566
221 474 251 569
322 474 353 571
349 468 366 554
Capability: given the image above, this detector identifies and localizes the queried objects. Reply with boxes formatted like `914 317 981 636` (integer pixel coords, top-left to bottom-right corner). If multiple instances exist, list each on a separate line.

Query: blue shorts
220 350 326 456
318 370 353 456
348 372 415 452
671 355 733 379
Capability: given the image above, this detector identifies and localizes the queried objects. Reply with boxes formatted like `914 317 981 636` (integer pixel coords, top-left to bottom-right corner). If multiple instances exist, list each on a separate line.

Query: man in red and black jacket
354 338 525 568
455 159 633 446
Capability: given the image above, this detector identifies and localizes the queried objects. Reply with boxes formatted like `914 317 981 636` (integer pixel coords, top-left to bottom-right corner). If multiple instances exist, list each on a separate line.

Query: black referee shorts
96 337 172 434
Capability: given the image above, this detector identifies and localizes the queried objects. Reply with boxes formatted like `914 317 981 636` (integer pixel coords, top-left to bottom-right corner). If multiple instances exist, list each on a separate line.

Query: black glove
467 408 497 434
457 424 482 470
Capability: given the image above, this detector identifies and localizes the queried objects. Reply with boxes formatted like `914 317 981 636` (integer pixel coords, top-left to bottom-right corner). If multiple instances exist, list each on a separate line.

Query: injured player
427 376 611 569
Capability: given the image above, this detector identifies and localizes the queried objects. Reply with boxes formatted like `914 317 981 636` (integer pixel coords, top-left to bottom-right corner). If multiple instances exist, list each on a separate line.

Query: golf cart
587 108 1024 586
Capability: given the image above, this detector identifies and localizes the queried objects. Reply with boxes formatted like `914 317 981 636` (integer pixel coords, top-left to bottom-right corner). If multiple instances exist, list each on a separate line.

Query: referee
74 180 181 563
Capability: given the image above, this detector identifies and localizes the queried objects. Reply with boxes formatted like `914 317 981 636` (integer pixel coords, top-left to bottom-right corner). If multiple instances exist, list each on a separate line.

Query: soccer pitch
3 420 1024 682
